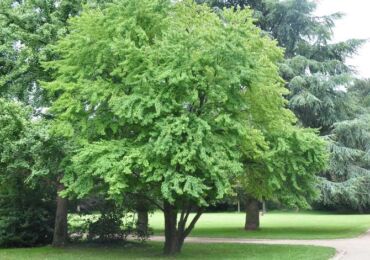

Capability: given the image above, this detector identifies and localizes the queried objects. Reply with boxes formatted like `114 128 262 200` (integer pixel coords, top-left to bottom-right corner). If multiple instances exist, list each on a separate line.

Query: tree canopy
42 0 314 253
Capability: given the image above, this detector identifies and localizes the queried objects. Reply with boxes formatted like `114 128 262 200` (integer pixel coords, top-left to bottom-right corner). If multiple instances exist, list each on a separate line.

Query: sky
315 0 370 78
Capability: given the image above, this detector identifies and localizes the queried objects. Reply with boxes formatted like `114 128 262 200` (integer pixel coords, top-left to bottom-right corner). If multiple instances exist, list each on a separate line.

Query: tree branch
178 202 187 229
183 207 204 238
178 202 192 234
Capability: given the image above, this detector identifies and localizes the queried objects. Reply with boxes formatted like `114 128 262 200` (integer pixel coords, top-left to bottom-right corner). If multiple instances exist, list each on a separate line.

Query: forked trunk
52 182 68 247
162 201 203 255
245 196 260 231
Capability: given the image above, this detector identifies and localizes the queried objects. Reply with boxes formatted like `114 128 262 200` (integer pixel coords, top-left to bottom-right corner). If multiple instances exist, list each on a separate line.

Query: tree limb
183 207 204 238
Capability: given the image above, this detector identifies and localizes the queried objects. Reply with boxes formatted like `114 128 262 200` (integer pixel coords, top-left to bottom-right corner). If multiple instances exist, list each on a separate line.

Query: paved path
150 230 370 260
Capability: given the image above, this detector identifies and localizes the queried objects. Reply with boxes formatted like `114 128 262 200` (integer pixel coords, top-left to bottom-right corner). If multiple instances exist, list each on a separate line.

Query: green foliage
86 204 144 242
44 0 288 211
318 80 370 212
240 127 328 208
69 214 100 236
0 0 69 104
0 98 55 247
203 1 328 208
69 203 149 242
266 129 327 207
260 0 361 133
205 0 365 212
256 0 364 211
208 0 362 133
0 0 111 105
87 212 131 242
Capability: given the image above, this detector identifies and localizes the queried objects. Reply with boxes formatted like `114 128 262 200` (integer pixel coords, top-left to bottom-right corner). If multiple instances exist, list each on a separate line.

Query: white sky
315 0 370 78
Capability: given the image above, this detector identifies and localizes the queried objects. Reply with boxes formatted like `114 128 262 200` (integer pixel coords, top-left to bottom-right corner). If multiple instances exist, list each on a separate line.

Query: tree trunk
163 201 180 255
136 209 149 236
52 182 68 247
245 196 260 231
162 201 204 255
262 200 267 215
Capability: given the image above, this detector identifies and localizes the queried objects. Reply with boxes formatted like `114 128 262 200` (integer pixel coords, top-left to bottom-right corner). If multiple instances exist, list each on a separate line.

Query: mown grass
4 211 357 260
0 242 335 260
149 211 370 239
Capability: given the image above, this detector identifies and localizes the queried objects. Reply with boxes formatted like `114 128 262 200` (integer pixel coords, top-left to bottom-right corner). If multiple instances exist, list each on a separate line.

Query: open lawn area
0 242 335 260
149 211 370 239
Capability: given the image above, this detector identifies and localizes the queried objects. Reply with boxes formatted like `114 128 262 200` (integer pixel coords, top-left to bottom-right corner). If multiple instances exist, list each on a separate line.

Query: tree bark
136 209 149 236
162 201 204 255
163 201 179 255
52 182 68 247
245 196 260 231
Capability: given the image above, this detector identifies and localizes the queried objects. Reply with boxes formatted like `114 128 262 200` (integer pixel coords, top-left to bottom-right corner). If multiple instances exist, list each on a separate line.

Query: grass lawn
150 211 370 239
0 242 335 260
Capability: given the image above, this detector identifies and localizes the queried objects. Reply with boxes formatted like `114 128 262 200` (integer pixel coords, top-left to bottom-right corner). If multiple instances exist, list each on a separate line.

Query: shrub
69 201 148 242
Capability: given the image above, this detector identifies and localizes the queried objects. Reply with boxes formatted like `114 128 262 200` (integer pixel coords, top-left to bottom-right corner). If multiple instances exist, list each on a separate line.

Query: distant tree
44 0 290 254
238 79 327 229
319 80 370 212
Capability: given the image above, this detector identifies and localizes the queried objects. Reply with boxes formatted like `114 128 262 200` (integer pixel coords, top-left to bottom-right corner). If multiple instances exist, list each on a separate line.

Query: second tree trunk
136 209 149 236
245 196 260 231
52 182 68 247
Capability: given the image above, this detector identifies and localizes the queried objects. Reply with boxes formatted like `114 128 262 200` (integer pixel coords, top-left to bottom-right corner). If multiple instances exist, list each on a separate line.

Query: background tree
238 76 327 229
241 128 328 230
318 80 370 212
27 122 72 247
0 99 55 247
265 0 365 212
203 0 365 213
0 0 113 247
205 0 362 132
0 0 87 104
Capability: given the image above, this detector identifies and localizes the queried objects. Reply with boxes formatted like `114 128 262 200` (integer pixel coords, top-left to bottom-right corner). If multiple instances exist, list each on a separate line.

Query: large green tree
44 0 292 254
